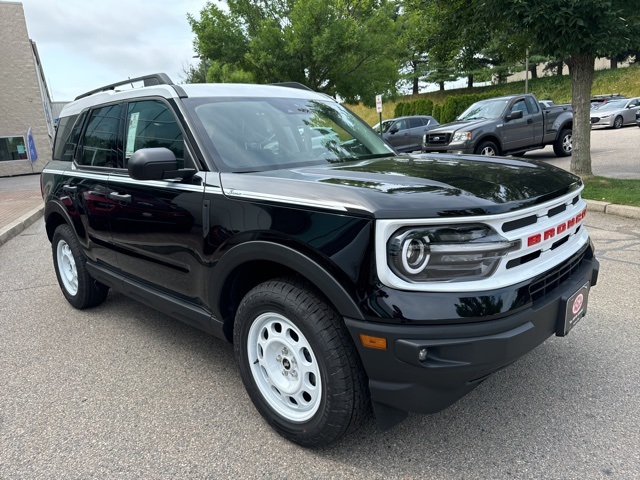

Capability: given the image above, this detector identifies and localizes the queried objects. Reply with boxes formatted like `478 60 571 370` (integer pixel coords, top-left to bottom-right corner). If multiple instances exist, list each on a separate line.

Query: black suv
42 74 599 447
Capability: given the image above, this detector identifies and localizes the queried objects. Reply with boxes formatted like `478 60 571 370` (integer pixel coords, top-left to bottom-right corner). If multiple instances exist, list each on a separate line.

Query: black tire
613 116 623 129
52 224 109 309
553 128 572 157
233 277 369 447
474 140 499 156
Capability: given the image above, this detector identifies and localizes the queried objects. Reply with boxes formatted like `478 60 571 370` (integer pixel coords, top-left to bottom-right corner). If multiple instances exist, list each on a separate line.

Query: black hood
220 154 582 219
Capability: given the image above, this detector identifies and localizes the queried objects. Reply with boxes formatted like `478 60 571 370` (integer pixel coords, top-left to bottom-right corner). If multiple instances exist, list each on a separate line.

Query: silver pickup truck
422 94 573 157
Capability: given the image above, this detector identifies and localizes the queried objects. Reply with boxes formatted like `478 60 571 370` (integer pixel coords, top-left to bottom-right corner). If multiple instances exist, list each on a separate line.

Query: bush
432 104 442 123
394 102 405 118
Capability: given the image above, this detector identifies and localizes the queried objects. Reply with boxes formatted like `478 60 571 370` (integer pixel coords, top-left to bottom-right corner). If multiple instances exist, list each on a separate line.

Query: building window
0 136 28 161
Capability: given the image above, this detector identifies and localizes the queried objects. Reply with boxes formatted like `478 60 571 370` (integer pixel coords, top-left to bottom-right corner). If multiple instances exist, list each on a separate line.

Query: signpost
375 94 383 136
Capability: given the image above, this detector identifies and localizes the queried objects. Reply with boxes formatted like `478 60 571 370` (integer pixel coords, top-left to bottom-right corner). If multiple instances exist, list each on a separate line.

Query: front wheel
474 140 499 156
52 224 109 309
553 129 572 157
613 116 623 129
234 277 368 447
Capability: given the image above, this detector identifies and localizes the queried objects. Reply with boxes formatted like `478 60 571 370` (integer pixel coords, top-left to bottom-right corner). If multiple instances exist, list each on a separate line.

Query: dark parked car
590 93 627 108
41 74 598 448
373 115 439 152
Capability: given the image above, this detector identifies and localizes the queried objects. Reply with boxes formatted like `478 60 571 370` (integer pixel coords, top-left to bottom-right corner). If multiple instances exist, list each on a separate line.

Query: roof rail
75 73 174 101
270 82 314 92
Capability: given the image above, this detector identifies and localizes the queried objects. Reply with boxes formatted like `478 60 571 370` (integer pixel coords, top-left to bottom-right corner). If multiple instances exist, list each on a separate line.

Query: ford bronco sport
41 74 599 447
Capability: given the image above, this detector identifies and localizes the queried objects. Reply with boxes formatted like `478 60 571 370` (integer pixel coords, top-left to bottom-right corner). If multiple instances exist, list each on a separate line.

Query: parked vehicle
422 94 573 157
590 97 640 129
42 74 598 447
539 99 555 108
636 109 640 127
373 115 439 152
590 93 627 107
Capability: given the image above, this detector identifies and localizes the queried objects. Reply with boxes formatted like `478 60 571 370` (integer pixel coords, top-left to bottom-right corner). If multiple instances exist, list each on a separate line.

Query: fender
210 240 365 321
44 198 85 243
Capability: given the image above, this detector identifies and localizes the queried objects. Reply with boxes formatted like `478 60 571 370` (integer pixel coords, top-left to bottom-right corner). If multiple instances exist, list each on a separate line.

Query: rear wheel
474 140 499 156
234 277 368 447
553 129 572 157
52 224 109 309
613 116 623 129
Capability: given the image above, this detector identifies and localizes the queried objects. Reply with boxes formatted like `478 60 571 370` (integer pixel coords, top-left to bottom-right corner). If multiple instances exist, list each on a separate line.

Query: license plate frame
556 281 590 337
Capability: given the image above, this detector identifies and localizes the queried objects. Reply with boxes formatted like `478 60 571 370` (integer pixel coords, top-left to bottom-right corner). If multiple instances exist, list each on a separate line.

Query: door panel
502 99 534 152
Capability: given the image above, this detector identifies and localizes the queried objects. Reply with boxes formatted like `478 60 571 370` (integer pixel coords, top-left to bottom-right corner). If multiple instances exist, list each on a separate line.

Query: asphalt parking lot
527 124 640 179
1 210 639 478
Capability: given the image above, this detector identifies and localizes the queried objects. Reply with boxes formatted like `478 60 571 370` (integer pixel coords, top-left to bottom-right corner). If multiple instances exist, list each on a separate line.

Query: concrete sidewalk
0 174 44 246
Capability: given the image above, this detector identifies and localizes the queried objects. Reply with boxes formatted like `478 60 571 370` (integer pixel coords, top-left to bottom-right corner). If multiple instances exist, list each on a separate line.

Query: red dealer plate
556 281 590 336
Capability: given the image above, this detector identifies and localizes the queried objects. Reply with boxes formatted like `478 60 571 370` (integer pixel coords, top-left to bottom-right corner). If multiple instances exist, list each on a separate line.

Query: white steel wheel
234 277 369 447
247 312 321 422
51 224 109 309
57 239 78 296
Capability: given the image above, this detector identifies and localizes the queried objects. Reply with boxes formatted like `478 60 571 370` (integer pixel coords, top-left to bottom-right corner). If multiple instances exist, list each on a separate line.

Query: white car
590 97 640 129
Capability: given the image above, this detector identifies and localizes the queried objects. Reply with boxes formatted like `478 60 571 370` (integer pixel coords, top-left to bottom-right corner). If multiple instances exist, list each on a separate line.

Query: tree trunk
557 59 563 76
566 53 594 176
467 75 473 88
529 65 538 79
439 81 445 91
610 58 618 69
412 76 419 95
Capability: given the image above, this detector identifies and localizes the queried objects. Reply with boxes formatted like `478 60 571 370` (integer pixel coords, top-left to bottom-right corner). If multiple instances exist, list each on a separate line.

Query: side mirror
128 148 194 181
507 110 524 121
389 127 398 134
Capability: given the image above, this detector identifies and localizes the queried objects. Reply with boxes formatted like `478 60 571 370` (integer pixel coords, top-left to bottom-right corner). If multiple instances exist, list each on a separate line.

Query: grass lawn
582 176 640 207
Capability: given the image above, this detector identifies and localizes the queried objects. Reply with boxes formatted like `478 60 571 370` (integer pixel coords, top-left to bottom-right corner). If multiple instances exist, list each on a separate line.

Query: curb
586 199 640 220
0 204 44 246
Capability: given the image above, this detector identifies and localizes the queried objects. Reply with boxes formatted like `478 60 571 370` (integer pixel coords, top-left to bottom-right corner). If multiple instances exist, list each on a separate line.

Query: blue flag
27 127 38 163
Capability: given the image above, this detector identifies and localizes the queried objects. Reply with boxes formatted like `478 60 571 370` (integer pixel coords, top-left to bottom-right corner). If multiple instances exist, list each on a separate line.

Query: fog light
418 348 428 361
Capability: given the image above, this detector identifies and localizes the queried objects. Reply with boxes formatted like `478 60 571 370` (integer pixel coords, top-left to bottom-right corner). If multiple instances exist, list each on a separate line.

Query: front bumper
421 144 474 154
345 247 599 425
590 116 615 127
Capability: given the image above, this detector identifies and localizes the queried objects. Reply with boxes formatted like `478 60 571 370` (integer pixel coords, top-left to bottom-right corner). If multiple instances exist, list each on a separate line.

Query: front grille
426 133 451 145
529 243 589 302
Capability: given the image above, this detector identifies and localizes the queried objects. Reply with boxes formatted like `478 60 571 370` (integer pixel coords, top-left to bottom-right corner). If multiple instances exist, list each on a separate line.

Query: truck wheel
613 116 623 129
474 141 499 156
234 277 368 447
553 129 572 157
52 224 109 309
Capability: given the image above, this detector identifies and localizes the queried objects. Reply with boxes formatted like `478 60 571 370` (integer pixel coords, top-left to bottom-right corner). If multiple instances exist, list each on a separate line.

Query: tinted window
511 100 529 115
78 105 124 168
125 100 185 168
408 118 423 128
525 97 540 114
54 112 87 162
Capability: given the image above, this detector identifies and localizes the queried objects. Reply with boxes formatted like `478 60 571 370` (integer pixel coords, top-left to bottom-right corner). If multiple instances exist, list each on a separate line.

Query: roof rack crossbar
74 73 174 101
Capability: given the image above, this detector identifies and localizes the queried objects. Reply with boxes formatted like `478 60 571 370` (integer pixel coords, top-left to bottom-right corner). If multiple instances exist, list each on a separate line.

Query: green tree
481 0 640 175
188 0 401 103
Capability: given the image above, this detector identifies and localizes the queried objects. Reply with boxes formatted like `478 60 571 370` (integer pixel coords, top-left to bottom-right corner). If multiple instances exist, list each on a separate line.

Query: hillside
349 63 640 125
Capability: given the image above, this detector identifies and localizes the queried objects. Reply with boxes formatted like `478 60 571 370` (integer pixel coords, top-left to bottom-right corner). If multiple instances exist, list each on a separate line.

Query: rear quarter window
52 113 86 162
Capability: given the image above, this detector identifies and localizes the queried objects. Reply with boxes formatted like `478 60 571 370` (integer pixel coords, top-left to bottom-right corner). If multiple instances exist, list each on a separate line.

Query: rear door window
77 104 124 168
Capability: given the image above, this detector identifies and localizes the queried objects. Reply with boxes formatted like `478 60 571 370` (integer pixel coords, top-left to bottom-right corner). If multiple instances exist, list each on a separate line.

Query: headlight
600 114 612 118
387 224 520 282
451 131 472 143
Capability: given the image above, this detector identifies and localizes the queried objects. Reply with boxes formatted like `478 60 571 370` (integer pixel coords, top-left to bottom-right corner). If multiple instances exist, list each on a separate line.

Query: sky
19 0 211 101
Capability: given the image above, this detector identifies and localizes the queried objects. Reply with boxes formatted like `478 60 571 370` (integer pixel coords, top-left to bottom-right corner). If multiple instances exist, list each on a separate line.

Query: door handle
62 185 77 193
527 119 533 124
109 192 132 203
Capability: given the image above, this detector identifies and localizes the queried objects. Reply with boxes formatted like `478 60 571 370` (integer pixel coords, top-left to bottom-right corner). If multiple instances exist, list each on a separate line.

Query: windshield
457 99 510 121
597 100 626 110
184 97 394 172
